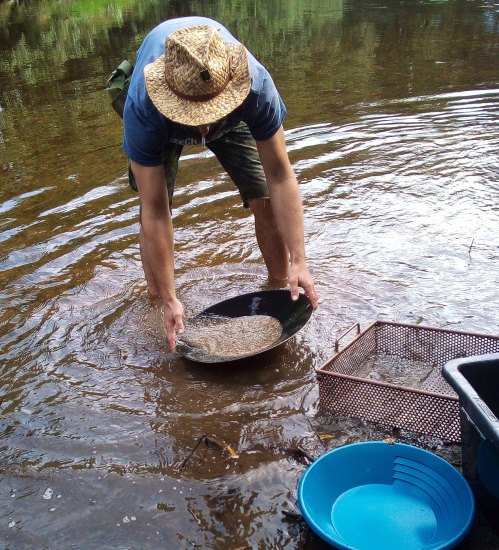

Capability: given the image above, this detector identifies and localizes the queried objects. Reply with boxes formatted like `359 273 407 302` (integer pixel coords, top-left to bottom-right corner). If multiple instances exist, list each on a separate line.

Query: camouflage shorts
128 123 269 209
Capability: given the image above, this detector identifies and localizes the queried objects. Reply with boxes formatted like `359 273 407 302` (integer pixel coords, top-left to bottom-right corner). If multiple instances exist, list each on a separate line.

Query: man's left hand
289 261 318 309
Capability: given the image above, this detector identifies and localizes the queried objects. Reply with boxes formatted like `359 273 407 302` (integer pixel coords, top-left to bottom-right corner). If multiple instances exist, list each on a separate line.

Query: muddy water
1 0 498 548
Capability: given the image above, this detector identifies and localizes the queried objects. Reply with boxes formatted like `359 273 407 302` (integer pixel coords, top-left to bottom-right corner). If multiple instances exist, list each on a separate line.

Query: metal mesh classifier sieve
316 321 499 442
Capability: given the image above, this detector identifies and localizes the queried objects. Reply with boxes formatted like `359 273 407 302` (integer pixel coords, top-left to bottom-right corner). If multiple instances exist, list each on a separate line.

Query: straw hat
144 25 251 126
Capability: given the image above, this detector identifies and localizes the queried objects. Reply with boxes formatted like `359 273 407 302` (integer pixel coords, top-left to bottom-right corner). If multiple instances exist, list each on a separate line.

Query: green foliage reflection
0 0 497 194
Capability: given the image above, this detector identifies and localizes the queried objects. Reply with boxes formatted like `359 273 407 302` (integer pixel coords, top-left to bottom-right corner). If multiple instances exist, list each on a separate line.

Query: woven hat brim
144 43 250 126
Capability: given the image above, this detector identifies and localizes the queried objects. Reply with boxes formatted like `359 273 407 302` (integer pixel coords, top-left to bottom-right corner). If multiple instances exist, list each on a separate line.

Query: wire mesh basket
316 321 499 442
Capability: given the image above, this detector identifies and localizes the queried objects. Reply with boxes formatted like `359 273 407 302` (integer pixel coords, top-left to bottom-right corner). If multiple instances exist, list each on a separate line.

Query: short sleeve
123 96 167 166
242 69 287 141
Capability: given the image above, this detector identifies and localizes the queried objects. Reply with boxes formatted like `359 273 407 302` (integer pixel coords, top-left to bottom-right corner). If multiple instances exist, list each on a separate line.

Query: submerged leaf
205 435 239 459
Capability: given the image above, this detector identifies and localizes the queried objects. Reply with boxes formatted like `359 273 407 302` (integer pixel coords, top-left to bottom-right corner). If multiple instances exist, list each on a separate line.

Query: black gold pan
176 289 313 363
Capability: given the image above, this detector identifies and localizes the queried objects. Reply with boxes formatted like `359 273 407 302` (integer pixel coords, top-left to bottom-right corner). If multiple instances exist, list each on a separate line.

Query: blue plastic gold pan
298 441 475 550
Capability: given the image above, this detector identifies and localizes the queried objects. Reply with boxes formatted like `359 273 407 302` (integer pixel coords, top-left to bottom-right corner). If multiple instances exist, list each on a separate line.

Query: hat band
164 70 231 103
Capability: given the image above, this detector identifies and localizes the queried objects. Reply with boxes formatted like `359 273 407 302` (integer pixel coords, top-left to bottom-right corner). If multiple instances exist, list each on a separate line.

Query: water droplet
49 507 56 512
42 488 53 500
122 516 130 524
9 521 15 528
131 516 136 521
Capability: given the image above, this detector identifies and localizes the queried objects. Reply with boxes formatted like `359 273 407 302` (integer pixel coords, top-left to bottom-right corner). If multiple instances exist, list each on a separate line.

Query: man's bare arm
130 160 184 348
256 127 318 309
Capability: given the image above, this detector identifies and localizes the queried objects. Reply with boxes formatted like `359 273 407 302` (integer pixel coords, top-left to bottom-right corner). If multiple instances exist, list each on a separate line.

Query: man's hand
164 297 185 350
289 261 319 310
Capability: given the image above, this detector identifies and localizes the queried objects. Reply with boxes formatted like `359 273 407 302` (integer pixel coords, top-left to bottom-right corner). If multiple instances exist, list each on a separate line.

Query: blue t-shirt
123 16 287 166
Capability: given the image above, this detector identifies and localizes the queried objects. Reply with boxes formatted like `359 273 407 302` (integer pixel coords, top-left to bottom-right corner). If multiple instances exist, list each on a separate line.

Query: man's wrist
290 255 307 266
161 290 178 307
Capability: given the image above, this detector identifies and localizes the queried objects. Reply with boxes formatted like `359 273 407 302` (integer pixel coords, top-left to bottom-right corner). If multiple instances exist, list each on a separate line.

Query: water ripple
1 88 498 481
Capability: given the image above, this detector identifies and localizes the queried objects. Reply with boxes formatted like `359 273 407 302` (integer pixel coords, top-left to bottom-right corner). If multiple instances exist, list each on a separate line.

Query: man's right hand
164 297 185 350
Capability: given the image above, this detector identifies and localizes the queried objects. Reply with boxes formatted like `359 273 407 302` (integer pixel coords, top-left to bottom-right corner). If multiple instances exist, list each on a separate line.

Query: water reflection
1 0 498 548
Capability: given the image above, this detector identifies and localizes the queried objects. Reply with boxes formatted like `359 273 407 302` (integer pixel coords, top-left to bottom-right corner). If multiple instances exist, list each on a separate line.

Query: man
123 16 318 349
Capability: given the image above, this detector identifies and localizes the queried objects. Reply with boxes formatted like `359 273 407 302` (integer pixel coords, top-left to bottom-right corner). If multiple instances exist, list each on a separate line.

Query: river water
1 0 498 548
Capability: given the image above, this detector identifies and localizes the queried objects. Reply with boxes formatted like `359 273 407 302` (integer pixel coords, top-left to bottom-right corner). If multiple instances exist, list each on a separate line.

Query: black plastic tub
443 353 499 533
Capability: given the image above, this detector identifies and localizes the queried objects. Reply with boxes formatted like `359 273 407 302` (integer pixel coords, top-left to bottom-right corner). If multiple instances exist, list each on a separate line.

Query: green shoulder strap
106 60 134 118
